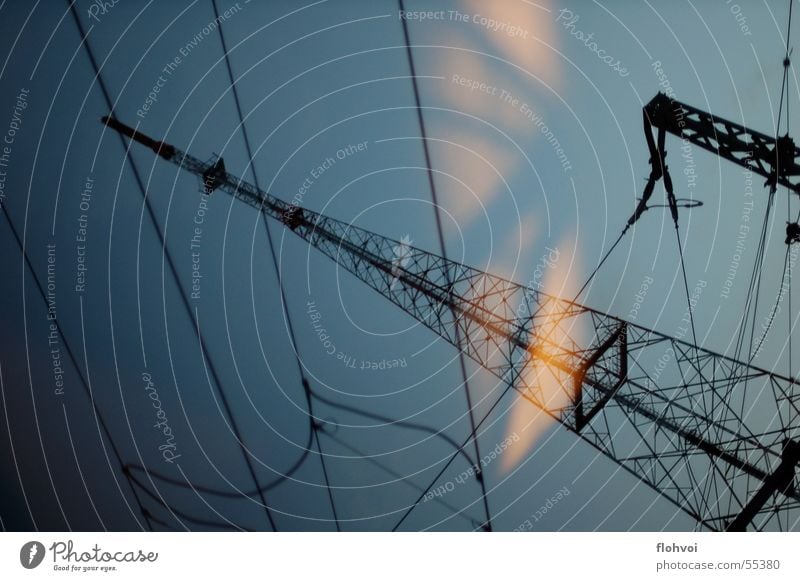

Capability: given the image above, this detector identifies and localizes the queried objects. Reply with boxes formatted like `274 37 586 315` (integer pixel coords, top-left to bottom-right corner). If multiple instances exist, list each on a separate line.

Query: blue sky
0 0 797 531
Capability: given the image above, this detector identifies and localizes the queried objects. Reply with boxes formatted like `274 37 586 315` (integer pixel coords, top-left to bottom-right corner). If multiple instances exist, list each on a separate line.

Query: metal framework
645 92 800 194
103 117 800 531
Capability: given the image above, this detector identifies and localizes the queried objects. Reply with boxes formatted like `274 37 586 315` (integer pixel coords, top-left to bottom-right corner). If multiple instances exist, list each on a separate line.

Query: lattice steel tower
102 107 800 531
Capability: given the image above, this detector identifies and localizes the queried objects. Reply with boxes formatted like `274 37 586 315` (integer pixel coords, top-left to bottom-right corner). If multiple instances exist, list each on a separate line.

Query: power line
1 203 151 530
210 0 340 530
310 389 476 468
391 377 521 531
319 425 483 528
727 0 796 391
122 377 486 527
397 0 492 532
713 1 797 520
783 0 795 382
68 1 277 530
109 116 800 530
126 468 251 530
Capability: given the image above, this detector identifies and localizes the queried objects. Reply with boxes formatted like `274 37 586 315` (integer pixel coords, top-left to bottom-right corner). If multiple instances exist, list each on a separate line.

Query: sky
0 0 798 532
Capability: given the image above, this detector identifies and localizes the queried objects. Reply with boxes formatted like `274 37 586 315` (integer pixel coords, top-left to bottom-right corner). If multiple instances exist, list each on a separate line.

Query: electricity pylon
645 92 800 195
102 115 799 531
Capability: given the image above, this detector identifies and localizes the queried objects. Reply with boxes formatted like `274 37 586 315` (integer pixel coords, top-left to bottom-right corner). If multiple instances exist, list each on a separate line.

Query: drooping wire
715 0 795 521
752 0 795 370
785 0 795 381
732 0 794 374
563 197 702 313
723 24 788 387
671 203 714 406
68 2 278 530
121 378 480 503
210 0 341 530
0 204 152 531
126 468 252 531
391 372 535 530
713 184 776 522
121 378 486 528
789 202 794 381
318 425 483 528
123 413 314 499
398 0 492 531
122 386 470 495
562 124 703 315
310 389 477 467
569 230 627 306
746 200 776 360
776 0 794 141
734 192 773 367
750 242 792 361
674 218 701 354
719 185 775 443
655 121 704 376
140 509 174 531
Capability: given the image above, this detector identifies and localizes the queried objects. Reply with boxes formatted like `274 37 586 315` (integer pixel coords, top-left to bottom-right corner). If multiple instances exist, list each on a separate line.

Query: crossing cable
776 0 794 142
139 509 174 530
569 230 627 305
126 469 251 530
646 116 704 372
559 112 704 314
133 419 483 529
730 191 773 372
745 0 794 368
715 0 796 520
68 2 278 530
745 197 776 362
749 34 798 369
121 381 481 525
551 120 704 377
751 244 793 367
398 0 492 532
782 0 795 381
122 395 314 498
0 203 152 531
391 371 526 530
671 185 702 358
309 389 476 467
716 184 776 521
725 2 796 520
736 0 794 370
730 0 795 383
209 0 340 530
318 425 483 528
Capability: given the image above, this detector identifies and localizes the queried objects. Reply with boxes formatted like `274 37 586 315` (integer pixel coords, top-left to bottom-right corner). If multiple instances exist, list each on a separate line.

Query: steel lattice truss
645 92 800 194
105 117 800 531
